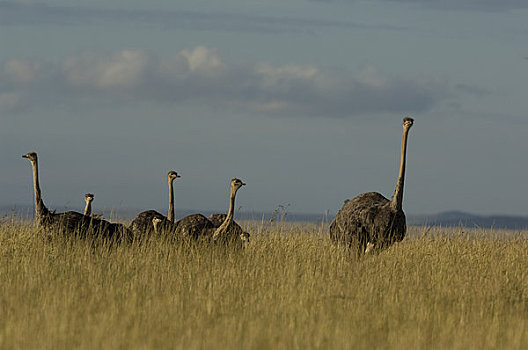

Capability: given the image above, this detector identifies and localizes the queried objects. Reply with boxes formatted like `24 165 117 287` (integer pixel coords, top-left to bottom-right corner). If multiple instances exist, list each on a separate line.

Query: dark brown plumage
330 192 406 254
208 213 227 228
174 213 215 239
209 213 249 242
329 117 414 254
129 209 177 236
23 152 132 242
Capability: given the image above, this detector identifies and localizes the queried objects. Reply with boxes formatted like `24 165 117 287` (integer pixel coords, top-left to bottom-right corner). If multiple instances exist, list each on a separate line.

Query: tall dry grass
1 218 527 349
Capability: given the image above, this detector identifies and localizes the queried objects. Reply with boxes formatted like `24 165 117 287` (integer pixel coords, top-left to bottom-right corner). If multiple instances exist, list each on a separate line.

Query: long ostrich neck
168 178 174 222
225 189 236 224
213 188 237 239
30 159 48 220
84 200 92 216
391 126 410 211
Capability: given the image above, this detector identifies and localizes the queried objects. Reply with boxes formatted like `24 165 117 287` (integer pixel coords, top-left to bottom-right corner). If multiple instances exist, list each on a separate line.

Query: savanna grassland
1 219 528 349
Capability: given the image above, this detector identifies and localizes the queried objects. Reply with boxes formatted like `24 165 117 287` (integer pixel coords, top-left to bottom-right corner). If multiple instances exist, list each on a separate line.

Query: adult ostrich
129 171 180 236
212 178 249 246
22 152 132 242
329 117 414 254
175 178 249 244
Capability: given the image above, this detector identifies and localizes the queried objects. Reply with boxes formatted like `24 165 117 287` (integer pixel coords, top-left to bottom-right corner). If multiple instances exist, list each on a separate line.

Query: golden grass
1 219 527 349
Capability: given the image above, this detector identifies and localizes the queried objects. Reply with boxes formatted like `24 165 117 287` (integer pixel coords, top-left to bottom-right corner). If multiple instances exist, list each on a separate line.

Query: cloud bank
313 0 528 11
0 1 403 33
384 0 528 11
0 47 448 117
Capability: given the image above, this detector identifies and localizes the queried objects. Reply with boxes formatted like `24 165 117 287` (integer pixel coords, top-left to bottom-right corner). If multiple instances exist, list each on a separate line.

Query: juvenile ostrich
22 152 132 242
329 117 414 254
84 193 94 216
212 178 249 245
129 171 180 236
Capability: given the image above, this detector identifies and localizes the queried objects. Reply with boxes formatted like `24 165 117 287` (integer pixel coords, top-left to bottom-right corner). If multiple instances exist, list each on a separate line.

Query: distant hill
408 211 528 230
3 205 528 229
0 205 329 224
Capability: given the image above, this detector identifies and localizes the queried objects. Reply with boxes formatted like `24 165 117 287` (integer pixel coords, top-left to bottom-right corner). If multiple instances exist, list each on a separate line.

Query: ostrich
175 179 249 244
129 171 180 236
212 178 249 245
84 193 94 216
329 117 414 254
22 152 132 242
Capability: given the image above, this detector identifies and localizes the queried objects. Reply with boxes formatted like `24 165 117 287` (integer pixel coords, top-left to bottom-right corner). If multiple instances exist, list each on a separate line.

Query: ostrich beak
22 154 28 159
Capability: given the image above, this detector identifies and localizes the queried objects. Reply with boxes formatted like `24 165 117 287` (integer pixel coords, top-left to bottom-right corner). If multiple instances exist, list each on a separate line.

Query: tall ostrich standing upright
22 152 132 242
129 171 180 235
329 117 414 254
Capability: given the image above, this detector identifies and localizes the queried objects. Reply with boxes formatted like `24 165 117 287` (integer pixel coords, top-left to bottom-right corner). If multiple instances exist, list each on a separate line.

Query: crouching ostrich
212 178 249 246
175 178 249 246
329 117 414 255
129 171 180 236
23 152 132 242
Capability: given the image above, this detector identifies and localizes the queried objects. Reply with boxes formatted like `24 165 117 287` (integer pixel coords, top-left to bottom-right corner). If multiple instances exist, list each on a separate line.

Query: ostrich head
231 178 246 193
152 217 163 233
240 231 250 245
403 117 414 129
167 171 181 182
85 193 94 203
22 152 38 162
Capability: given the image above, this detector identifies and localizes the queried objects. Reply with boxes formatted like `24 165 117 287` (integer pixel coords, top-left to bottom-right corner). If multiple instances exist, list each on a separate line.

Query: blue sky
1 0 528 216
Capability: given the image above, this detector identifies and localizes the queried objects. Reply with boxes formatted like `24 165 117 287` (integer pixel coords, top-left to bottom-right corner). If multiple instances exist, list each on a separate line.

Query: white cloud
0 92 21 111
179 46 224 73
4 59 41 84
0 46 449 117
63 50 150 89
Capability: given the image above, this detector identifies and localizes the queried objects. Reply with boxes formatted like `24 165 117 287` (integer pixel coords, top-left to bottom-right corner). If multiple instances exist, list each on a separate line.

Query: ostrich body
22 152 132 242
129 171 180 235
174 179 249 244
173 213 215 239
329 117 414 254
208 213 249 242
84 193 94 216
208 213 228 228
212 178 248 245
